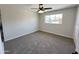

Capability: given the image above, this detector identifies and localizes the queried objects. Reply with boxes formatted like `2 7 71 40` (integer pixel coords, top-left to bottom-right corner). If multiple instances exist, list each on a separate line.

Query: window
45 14 63 24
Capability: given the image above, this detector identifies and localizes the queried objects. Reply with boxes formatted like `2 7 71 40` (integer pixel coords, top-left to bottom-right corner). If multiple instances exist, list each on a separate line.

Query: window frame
44 13 63 24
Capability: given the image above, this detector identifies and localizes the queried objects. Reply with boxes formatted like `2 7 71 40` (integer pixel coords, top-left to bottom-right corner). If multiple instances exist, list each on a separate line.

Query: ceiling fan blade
31 8 38 9
44 8 52 10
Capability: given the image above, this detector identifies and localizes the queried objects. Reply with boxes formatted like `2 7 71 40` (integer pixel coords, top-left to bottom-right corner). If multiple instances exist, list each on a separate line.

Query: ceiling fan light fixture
31 4 52 13
38 10 44 13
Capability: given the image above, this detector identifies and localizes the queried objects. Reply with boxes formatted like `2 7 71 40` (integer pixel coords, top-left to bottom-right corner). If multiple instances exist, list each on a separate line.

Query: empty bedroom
0 4 79 54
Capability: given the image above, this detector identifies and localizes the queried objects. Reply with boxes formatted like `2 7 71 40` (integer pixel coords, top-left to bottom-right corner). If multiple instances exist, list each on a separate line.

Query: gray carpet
4 31 75 54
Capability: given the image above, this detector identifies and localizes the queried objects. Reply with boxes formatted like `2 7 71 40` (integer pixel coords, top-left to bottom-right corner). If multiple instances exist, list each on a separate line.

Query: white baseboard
5 29 73 42
39 29 73 39
5 30 38 42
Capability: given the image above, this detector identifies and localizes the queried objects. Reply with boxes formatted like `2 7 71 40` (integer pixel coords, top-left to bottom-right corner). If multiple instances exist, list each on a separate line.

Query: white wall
39 7 77 38
74 6 79 53
0 5 77 42
0 5 39 41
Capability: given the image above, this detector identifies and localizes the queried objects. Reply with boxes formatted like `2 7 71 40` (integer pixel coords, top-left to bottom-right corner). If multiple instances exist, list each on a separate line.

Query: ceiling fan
31 4 52 13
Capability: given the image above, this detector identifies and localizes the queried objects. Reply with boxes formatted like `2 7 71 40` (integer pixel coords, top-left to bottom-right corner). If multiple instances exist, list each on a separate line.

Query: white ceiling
0 4 77 10
30 4 77 10
0 4 77 12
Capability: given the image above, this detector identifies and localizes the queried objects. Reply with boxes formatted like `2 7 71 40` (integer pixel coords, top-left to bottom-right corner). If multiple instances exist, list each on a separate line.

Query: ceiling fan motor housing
39 4 44 11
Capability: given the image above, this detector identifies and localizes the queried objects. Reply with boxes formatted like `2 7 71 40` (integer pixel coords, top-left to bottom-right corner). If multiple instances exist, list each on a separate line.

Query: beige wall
0 5 39 41
39 7 77 38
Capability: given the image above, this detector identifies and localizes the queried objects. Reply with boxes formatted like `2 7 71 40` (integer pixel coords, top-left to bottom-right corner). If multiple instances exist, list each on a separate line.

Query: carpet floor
4 31 75 54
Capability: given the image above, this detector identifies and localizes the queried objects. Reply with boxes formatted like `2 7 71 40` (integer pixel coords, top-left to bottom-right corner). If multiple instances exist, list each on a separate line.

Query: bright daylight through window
45 14 63 24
